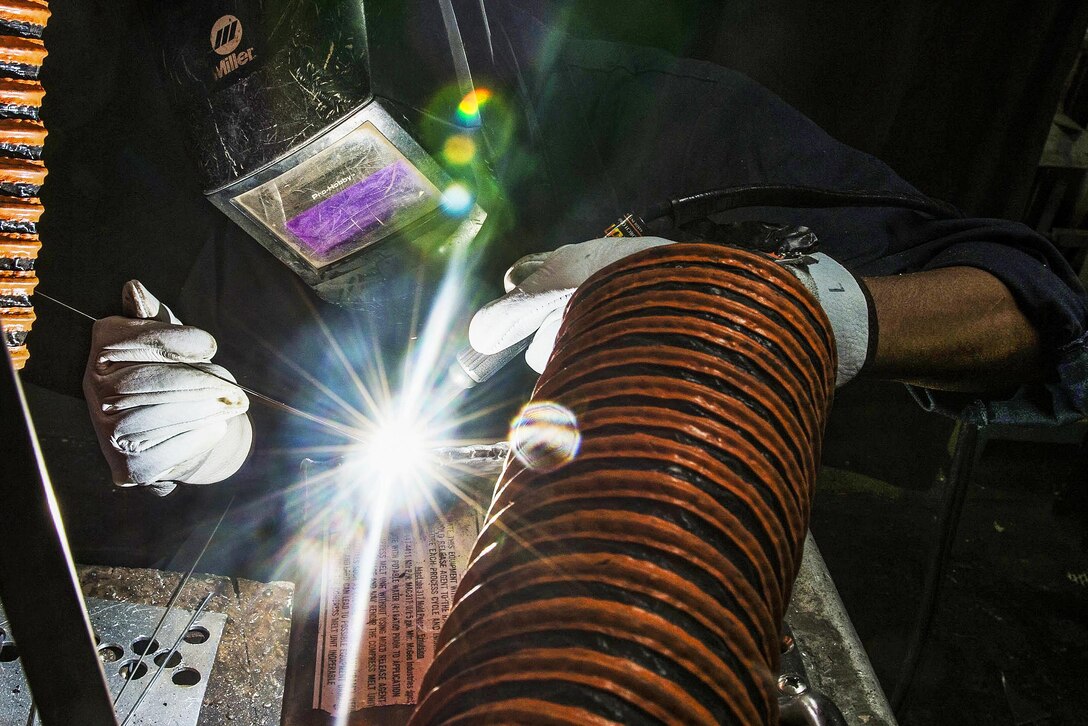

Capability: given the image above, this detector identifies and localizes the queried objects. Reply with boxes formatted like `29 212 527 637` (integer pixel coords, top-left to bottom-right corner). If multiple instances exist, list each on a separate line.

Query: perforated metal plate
0 596 226 725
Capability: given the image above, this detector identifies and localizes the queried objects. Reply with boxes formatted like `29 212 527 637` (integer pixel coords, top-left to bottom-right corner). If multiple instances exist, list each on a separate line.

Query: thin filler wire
110 498 234 708
119 592 214 726
33 291 370 445
34 291 95 322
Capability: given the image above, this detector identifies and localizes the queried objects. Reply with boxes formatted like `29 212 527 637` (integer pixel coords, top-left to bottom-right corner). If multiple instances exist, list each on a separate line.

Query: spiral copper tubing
410 243 836 725
0 0 48 370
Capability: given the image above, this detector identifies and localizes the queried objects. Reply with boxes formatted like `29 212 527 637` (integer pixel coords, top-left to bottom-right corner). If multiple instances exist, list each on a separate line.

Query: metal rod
119 592 214 726
34 291 372 444
110 499 233 707
0 340 118 725
891 421 981 713
33 291 97 322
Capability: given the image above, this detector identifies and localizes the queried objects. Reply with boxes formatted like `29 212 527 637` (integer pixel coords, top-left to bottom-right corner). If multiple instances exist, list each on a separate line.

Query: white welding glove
470 236 674 372
469 237 872 386
83 281 253 495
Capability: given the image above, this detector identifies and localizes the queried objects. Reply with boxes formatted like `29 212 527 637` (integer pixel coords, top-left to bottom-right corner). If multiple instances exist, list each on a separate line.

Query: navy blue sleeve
886 218 1088 425
496 4 1088 423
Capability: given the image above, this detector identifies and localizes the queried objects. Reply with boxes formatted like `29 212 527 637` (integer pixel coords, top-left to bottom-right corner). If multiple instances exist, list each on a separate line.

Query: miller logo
210 15 256 80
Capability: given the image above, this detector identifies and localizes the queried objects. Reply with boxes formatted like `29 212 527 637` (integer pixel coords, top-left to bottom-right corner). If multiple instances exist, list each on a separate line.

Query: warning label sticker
313 505 481 713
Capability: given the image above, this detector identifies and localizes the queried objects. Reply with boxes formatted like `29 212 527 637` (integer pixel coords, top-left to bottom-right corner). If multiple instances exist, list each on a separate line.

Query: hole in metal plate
118 660 148 680
0 643 18 662
131 636 158 655
98 644 124 663
171 668 201 687
183 627 209 645
153 650 183 668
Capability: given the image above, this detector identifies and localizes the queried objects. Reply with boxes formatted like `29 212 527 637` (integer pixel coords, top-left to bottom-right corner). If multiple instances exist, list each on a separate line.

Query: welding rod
39 287 521 393
33 292 373 444
119 592 214 726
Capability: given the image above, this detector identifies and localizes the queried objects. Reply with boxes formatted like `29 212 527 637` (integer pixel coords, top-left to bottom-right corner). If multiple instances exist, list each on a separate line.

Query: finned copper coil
0 0 47 369
0 1 49 39
411 243 835 725
0 78 43 118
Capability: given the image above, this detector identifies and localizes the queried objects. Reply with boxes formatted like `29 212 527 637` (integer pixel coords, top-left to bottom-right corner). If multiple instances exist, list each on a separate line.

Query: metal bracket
1 598 226 726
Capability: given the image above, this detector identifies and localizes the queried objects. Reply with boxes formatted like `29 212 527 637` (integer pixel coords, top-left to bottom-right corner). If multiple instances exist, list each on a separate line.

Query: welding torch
447 245 543 389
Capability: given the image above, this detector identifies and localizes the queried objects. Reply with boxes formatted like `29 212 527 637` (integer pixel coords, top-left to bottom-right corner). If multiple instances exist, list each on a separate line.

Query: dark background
531 0 1088 221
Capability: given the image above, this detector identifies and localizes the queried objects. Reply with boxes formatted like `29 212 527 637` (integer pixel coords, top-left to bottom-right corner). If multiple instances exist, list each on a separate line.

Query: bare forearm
862 266 1044 392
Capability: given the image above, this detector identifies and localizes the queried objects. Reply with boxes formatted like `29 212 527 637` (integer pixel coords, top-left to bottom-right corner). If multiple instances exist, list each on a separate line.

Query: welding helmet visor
152 0 494 309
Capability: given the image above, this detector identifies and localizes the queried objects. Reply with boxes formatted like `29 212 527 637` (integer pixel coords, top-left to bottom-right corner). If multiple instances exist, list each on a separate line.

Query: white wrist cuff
788 253 873 387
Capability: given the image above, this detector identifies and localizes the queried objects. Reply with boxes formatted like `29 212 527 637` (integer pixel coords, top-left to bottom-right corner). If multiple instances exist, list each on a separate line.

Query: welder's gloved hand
83 281 252 496
469 236 674 372
470 237 873 387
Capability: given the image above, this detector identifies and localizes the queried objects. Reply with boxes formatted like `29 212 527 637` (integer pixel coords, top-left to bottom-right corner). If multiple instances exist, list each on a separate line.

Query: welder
56 1 1086 524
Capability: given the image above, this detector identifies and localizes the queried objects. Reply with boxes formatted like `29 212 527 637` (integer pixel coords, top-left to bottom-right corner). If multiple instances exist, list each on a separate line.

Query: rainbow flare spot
456 88 493 125
510 401 581 472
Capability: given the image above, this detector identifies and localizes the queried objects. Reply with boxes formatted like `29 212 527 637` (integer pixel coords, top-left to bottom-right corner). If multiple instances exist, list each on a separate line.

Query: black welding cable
643 184 963 227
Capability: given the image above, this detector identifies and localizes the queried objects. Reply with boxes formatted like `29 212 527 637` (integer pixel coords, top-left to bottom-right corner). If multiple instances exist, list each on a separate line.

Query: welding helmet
150 0 495 310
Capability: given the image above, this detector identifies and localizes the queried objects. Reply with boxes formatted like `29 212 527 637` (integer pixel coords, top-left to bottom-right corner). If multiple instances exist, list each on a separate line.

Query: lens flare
456 87 492 125
440 183 474 215
509 401 581 472
442 134 477 165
